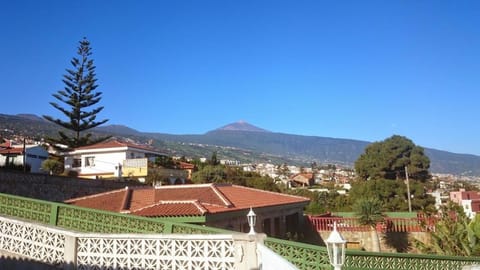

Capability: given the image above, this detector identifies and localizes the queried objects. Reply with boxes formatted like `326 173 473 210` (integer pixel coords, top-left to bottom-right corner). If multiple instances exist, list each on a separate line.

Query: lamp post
247 207 256 235
326 222 346 270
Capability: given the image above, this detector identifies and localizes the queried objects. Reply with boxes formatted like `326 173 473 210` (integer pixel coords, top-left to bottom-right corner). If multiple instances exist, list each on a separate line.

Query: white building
0 143 48 173
63 140 167 179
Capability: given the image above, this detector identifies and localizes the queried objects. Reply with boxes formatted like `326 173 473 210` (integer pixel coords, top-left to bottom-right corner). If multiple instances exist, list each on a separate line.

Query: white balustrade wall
0 215 271 270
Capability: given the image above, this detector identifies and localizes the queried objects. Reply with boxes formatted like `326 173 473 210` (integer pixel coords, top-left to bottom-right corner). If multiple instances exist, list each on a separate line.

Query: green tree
155 156 175 168
277 163 290 179
41 158 64 175
355 135 430 181
209 151 219 166
192 164 279 192
43 38 109 149
352 135 434 211
192 165 226 183
354 197 384 252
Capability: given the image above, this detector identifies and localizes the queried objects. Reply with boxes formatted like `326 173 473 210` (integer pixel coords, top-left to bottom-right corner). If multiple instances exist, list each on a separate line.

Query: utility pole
23 138 26 173
405 166 412 212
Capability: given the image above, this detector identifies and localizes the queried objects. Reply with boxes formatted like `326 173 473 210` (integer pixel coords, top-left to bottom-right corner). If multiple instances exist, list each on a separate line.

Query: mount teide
2 114 480 176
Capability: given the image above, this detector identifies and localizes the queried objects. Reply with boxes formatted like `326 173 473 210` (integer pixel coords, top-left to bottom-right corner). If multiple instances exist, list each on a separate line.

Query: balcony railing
307 215 437 233
0 215 263 270
0 192 478 270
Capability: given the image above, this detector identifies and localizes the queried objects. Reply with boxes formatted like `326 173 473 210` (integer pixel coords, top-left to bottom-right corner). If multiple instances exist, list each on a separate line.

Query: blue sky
1 1 480 155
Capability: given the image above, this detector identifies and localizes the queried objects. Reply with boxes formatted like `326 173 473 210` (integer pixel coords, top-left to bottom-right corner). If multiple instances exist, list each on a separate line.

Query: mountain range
2 113 480 176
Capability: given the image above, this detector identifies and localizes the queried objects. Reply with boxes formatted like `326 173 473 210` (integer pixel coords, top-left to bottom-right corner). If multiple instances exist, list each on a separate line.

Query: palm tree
354 197 384 252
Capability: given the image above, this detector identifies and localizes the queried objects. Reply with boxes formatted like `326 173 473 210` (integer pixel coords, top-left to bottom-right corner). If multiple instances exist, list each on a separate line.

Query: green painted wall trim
49 203 59 225
155 216 206 223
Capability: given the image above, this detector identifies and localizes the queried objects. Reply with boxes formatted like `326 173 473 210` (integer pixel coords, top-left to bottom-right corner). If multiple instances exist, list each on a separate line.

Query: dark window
72 158 81 168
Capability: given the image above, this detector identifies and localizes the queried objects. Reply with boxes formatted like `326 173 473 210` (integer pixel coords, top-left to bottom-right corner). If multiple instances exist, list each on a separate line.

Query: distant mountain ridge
213 121 270 133
2 113 480 176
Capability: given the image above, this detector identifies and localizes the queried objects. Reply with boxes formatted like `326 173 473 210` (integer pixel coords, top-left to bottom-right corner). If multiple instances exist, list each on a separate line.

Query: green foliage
145 167 169 185
192 165 227 184
276 163 291 178
355 135 430 181
209 151 219 166
348 179 435 212
41 158 64 175
352 135 434 212
191 164 279 192
354 197 384 252
155 156 175 168
285 188 350 214
354 197 385 227
415 202 480 256
43 38 109 149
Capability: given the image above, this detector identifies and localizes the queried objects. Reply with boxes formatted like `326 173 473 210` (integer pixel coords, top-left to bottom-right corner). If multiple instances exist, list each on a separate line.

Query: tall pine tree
44 38 109 149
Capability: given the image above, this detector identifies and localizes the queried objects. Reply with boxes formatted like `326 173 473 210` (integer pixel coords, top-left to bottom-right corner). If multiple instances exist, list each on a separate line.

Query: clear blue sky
1 1 480 155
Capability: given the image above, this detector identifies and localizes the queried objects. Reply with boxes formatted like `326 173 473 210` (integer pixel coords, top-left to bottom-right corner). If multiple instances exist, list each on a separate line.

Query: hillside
2 114 480 176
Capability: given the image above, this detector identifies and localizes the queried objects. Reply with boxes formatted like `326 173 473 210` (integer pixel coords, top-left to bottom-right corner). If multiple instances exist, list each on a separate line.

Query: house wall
79 151 127 177
122 158 148 178
25 146 49 173
206 206 305 238
0 170 144 201
65 149 155 179
462 200 475 219
0 146 48 173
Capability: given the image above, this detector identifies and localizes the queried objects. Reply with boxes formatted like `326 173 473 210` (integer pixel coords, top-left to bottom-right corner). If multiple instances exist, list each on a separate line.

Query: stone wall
0 170 145 202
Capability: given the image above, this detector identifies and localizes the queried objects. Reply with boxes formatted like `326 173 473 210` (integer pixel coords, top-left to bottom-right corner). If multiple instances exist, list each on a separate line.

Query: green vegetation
192 164 279 192
354 197 385 252
355 135 430 181
351 135 435 212
43 38 109 149
416 202 480 256
41 158 64 175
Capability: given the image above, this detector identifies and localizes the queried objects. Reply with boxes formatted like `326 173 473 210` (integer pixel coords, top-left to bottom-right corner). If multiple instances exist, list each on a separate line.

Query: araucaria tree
44 38 108 149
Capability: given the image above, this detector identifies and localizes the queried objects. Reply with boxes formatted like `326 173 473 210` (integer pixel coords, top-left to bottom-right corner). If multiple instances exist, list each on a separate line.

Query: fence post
232 233 266 270
63 234 77 270
50 203 59 226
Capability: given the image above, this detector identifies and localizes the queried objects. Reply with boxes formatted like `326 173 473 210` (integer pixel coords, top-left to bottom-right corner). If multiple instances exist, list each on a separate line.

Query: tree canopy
43 38 109 149
355 135 430 181
351 135 434 212
191 164 279 192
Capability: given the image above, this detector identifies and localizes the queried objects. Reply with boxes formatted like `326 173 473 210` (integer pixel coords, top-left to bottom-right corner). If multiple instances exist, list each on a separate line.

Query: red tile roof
0 148 24 155
178 161 195 169
66 183 310 217
132 201 207 216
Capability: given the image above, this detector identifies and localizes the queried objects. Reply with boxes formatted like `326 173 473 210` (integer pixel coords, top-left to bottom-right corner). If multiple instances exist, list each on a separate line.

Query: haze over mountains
2 113 480 176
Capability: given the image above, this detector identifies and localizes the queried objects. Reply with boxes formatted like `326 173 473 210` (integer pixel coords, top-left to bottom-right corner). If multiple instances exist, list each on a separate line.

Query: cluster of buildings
0 140 48 173
242 162 355 188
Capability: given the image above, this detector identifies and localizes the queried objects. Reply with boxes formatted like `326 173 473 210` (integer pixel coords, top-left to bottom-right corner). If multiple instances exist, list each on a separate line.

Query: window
72 158 81 168
85 156 95 167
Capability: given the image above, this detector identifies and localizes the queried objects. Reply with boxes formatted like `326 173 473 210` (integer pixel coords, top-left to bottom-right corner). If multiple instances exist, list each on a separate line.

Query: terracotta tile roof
65 189 127 212
131 200 207 217
66 183 310 218
291 173 313 179
178 162 195 169
211 185 309 213
0 148 23 155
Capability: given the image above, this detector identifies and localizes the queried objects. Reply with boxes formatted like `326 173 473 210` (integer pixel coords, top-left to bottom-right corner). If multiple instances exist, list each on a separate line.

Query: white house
63 140 167 179
0 143 49 173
